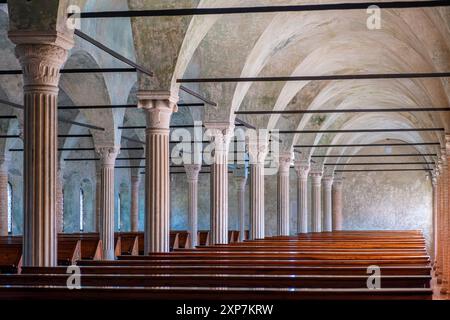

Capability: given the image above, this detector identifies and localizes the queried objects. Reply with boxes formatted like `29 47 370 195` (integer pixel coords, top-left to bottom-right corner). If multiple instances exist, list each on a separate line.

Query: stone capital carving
131 175 140 184
446 135 450 152
95 146 120 167
277 152 293 176
204 122 234 163
14 43 70 88
137 90 178 130
294 160 310 180
310 171 323 186
235 176 247 190
184 164 201 182
247 131 269 165
322 175 334 189
333 177 344 189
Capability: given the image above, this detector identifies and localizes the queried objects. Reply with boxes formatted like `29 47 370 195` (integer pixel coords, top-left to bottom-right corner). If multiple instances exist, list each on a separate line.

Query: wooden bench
197 231 210 246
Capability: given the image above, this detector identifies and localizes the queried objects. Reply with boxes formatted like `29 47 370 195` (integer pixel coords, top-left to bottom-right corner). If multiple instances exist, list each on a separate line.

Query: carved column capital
137 90 178 129
96 146 120 167
14 43 69 88
184 164 201 182
310 170 323 185
277 152 293 176
294 160 310 180
322 175 334 189
333 177 344 190
204 122 234 164
247 132 269 165
235 176 247 191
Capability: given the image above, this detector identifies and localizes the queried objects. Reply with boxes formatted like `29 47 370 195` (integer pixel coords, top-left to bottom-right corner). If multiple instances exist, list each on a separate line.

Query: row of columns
435 142 450 295
4 29 349 265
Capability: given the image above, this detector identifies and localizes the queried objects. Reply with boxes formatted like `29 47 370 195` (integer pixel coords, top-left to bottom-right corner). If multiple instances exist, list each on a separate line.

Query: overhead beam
76 1 450 18
325 162 435 166
313 153 437 158
336 169 432 172
58 103 205 110
10 147 146 152
279 128 444 134
0 68 136 75
179 72 450 83
235 107 450 114
294 142 441 148
179 85 217 106
235 118 256 130
0 115 16 119
74 29 153 77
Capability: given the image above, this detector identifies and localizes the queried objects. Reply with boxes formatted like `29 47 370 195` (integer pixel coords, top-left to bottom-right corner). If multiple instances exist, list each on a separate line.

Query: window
7 182 12 234
117 194 121 231
79 189 84 232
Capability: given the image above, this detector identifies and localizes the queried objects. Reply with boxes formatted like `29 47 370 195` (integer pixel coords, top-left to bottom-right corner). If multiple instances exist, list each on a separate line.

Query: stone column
95 170 101 232
130 175 140 232
235 176 247 241
248 134 268 240
310 170 323 232
277 152 293 236
437 164 443 282
185 164 201 248
10 37 73 266
442 144 450 294
138 91 177 253
0 156 9 236
96 146 120 260
431 174 437 264
295 160 310 234
322 175 333 232
332 178 344 231
56 168 64 233
205 123 233 244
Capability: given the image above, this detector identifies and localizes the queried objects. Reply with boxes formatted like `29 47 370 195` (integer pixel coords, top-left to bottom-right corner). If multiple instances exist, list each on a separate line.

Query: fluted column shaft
96 147 119 260
311 172 323 232
431 175 437 264
56 168 63 233
95 171 101 232
0 157 9 236
322 176 333 232
206 124 233 245
138 91 177 253
442 148 450 293
250 163 265 239
248 135 268 240
130 176 140 232
236 176 247 241
185 164 201 248
437 167 443 281
332 178 344 231
12 42 72 267
277 153 293 236
295 162 310 234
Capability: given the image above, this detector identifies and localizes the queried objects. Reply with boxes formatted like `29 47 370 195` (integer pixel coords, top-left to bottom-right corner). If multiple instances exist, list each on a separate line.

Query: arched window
79 189 84 232
7 182 12 234
117 194 121 231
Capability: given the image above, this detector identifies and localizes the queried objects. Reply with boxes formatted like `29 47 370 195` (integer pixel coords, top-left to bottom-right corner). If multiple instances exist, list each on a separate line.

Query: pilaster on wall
138 90 178 253
204 122 234 244
9 29 73 266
